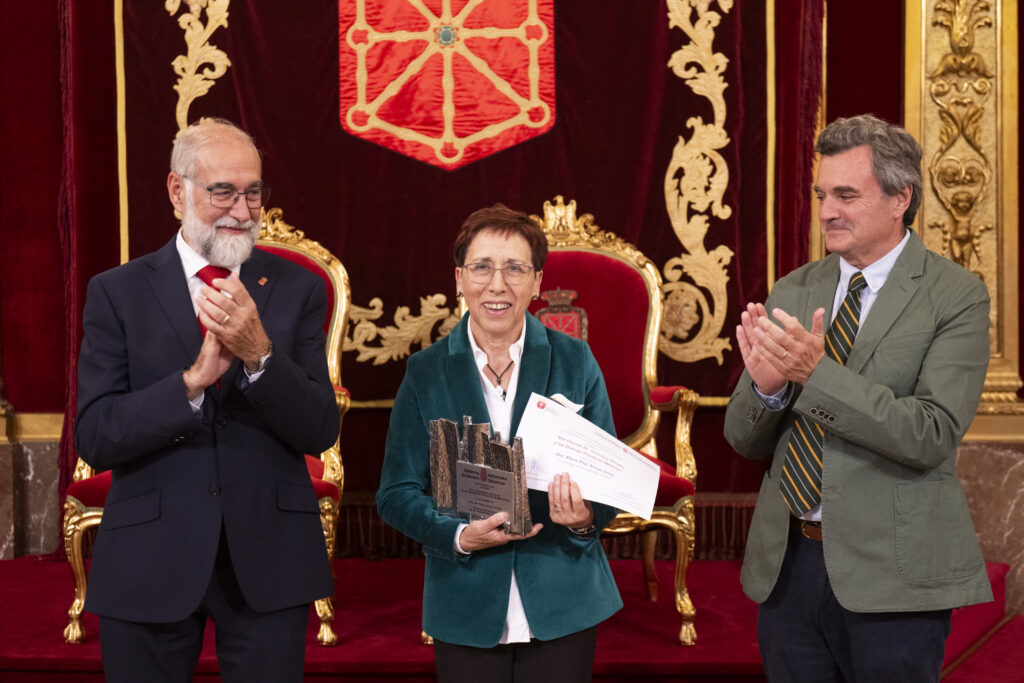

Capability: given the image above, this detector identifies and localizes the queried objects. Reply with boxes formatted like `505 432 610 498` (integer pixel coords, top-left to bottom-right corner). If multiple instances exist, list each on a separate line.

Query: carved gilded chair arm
649 386 698 485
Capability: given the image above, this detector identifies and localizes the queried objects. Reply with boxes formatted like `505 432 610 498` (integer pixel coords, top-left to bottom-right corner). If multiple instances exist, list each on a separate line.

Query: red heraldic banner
339 0 555 169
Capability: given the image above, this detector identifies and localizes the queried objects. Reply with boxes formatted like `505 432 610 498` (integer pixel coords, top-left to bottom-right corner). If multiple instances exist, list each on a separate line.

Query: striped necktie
779 271 867 516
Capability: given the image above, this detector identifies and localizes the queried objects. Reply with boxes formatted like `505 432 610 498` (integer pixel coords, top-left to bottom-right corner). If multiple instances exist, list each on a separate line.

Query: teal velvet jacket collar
442 313 555 438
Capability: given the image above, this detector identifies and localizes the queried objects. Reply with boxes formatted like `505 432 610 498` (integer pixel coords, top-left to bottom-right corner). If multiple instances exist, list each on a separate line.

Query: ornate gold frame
905 0 1024 440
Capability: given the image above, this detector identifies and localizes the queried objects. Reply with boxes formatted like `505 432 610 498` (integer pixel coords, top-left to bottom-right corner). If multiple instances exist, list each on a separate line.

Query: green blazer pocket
894 480 985 583
102 490 161 529
276 482 320 513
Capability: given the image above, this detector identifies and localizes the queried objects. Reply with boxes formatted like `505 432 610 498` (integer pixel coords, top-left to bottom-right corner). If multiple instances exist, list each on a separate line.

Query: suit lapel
146 239 203 361
242 248 276 314
511 315 551 436
803 257 840 328
846 232 924 373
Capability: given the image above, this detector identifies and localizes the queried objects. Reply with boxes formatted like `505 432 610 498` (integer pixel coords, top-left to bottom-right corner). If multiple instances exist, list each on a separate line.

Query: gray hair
815 114 923 228
170 117 259 178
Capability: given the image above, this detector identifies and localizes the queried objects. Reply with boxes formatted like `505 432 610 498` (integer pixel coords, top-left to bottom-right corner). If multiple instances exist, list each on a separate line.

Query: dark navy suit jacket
75 237 338 622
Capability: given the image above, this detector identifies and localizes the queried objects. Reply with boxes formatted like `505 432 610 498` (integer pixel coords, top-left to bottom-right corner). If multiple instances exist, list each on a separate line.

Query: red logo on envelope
339 0 555 169
536 400 546 410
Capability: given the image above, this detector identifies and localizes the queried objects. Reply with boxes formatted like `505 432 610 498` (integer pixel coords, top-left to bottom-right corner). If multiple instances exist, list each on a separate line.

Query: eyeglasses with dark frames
184 176 270 209
460 261 535 284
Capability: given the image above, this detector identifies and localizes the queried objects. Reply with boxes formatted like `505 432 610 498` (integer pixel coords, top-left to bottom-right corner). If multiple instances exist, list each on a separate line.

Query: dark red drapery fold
56 0 79 536
54 0 119 540
775 0 824 279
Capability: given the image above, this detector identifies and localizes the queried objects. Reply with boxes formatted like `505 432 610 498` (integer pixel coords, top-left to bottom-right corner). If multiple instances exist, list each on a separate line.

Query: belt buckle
800 520 822 541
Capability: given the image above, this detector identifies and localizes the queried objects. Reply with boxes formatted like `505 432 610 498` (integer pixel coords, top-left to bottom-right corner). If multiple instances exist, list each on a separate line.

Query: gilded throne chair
529 196 699 645
61 209 351 646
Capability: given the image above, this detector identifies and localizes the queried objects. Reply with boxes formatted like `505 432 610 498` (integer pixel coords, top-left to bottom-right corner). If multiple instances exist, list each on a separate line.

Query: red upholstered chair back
529 252 654 443
255 208 350 394
526 197 665 457
254 245 335 336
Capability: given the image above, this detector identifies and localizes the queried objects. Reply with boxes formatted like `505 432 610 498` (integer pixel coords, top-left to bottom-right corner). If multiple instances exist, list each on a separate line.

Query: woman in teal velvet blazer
377 205 622 682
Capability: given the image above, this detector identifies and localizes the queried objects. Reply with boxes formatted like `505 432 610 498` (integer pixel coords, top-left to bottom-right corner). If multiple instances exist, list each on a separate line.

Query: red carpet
0 556 762 682
944 615 1024 682
0 556 1009 681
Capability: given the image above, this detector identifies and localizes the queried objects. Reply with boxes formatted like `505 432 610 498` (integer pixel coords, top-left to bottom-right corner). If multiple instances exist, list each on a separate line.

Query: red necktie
196 266 230 336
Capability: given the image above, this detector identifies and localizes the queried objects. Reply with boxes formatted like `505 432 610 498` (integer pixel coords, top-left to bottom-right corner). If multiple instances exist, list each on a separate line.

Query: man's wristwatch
247 341 274 373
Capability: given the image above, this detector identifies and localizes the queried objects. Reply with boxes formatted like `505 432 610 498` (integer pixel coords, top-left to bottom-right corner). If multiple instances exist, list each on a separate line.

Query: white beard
181 202 259 269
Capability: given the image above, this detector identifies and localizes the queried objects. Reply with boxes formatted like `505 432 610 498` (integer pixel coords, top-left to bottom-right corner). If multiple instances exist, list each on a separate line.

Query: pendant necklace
485 360 514 400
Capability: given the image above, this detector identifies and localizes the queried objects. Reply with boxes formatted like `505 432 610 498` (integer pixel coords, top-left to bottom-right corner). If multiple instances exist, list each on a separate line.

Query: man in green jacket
724 114 991 682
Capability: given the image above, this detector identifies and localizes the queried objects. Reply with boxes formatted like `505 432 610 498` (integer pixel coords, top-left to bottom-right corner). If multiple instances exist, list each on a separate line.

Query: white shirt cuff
753 381 789 410
454 523 470 555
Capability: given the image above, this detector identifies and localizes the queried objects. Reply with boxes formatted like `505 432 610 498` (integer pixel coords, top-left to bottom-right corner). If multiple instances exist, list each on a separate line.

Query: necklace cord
485 359 514 386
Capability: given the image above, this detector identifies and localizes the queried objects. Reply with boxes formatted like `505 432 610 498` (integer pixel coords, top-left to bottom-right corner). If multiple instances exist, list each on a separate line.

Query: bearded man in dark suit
75 118 338 682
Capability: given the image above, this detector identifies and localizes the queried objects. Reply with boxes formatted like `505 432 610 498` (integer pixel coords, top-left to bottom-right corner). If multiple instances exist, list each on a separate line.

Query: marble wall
5 440 61 557
958 441 1024 615
0 442 14 559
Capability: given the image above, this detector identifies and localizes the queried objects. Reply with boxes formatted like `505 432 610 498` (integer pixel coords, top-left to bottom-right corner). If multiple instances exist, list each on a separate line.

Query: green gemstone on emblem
436 25 457 46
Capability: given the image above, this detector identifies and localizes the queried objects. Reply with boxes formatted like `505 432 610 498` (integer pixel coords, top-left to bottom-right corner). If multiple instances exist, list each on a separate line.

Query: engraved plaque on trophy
429 416 532 535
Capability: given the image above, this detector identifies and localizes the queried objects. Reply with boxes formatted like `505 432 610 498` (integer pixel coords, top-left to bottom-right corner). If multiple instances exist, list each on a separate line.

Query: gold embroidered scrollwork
926 0 994 277
166 0 232 131
660 0 734 365
345 298 459 365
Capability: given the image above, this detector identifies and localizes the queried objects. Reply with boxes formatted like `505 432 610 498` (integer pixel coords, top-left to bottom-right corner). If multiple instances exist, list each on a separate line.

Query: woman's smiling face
456 228 542 347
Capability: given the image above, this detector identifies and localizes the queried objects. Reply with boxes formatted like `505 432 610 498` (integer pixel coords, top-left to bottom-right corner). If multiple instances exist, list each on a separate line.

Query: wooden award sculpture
429 416 532 534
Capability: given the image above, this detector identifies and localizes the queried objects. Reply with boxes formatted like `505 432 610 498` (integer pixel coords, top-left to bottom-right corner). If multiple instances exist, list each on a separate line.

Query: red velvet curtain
1 1 832 555
54 0 120 519
775 0 824 278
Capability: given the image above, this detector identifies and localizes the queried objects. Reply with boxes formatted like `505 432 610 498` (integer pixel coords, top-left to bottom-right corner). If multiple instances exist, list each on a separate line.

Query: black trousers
757 526 952 683
434 625 598 683
99 530 310 683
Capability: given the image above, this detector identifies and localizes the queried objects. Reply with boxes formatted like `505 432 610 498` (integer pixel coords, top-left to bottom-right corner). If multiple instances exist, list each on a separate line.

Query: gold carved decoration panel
905 0 1024 439
166 0 232 132
659 0 734 365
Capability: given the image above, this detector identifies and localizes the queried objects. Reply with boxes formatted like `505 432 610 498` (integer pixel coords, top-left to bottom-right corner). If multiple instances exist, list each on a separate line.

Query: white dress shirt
452 319 533 644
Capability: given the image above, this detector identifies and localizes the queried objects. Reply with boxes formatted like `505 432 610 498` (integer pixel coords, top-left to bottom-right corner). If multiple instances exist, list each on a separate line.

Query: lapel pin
258 277 268 286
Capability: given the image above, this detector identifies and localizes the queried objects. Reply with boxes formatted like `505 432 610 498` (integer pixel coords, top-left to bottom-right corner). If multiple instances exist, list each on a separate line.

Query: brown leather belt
790 517 822 541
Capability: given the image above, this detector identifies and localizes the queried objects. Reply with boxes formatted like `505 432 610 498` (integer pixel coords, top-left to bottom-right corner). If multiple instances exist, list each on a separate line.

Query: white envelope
517 392 659 519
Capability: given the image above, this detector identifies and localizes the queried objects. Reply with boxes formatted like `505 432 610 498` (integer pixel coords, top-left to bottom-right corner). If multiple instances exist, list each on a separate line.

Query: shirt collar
466 318 527 371
838 228 911 294
175 229 240 279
